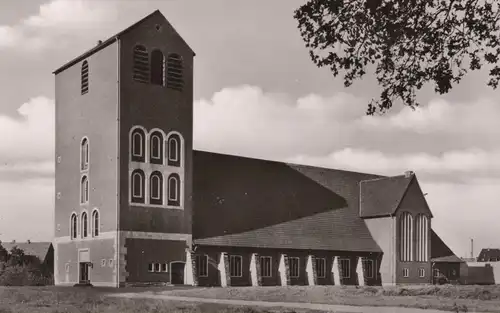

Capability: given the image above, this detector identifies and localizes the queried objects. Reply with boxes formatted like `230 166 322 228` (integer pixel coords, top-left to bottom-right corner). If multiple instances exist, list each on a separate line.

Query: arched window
150 131 164 164
167 173 180 206
166 53 183 91
131 128 146 162
81 175 89 204
81 212 88 238
150 171 163 205
92 210 99 237
133 45 149 83
167 133 181 167
400 212 414 262
131 169 145 203
81 60 89 94
415 214 429 262
150 50 165 86
70 213 78 239
81 137 89 171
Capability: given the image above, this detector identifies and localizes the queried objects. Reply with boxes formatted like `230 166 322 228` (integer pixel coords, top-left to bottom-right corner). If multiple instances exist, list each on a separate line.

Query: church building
52 10 458 287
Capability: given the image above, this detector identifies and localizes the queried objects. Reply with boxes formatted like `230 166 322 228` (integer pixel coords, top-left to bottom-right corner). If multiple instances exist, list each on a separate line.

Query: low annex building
52 10 458 287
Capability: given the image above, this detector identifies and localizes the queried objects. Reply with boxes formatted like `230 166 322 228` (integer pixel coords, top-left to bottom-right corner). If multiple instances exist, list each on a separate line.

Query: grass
0 286 318 313
3 285 500 312
161 284 500 312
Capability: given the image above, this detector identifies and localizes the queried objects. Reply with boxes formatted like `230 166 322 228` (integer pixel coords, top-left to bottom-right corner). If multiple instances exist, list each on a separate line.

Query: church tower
53 10 195 287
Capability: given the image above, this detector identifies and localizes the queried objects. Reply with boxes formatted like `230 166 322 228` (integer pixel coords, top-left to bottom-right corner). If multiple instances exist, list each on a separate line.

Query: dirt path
110 292 473 313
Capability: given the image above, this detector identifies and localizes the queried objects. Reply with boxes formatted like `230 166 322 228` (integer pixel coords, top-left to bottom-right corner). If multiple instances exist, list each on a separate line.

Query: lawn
161 284 500 312
0 286 318 313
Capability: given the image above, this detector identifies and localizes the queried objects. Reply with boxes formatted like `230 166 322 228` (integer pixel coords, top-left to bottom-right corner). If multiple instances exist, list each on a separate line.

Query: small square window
101 259 106 267
162 263 168 272
108 259 114 267
148 263 154 272
155 263 161 272
403 268 409 278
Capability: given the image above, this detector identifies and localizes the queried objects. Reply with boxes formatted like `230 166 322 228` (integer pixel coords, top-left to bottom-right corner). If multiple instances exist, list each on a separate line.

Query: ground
1 285 500 313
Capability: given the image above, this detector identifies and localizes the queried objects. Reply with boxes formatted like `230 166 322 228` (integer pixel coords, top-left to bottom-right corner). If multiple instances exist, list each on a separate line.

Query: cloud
288 148 500 178
0 0 119 51
0 96 54 176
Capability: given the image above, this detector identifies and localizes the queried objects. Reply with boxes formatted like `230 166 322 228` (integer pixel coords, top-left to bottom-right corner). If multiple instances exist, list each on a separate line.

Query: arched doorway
170 261 185 285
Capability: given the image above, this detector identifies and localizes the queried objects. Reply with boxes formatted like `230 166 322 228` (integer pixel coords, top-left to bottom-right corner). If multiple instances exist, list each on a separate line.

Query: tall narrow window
81 212 88 238
167 133 181 167
70 214 77 239
315 258 326 278
260 256 272 278
415 214 429 262
131 170 145 203
81 60 89 94
196 255 208 277
167 173 180 206
150 131 164 164
339 258 351 279
131 128 146 162
166 53 184 91
81 137 89 171
362 259 374 279
150 171 163 205
289 257 300 278
400 212 414 262
92 210 99 237
150 50 165 86
229 255 242 277
133 45 149 83
81 175 89 204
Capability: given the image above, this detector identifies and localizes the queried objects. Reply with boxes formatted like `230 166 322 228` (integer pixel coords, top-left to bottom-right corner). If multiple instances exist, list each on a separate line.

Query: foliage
0 244 53 286
294 0 500 115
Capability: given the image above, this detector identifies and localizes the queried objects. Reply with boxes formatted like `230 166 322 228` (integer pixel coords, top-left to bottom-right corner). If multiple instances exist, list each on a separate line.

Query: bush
0 264 53 286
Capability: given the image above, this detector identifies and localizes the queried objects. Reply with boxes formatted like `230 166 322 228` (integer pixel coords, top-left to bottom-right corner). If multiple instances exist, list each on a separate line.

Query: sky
0 0 499 258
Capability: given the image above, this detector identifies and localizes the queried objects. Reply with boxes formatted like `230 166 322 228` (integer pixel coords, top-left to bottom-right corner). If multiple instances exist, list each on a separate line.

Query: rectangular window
108 259 114 268
315 258 326 278
289 257 300 278
155 263 161 272
229 255 242 277
101 259 106 267
433 268 440 277
339 258 350 279
403 268 409 278
362 259 374 279
260 256 272 278
148 263 154 272
196 255 208 277
162 263 168 272
418 268 425 278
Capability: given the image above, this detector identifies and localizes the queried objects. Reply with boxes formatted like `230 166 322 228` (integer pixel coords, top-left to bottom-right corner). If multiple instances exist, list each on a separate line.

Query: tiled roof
0 242 52 262
192 150 383 253
359 175 413 218
53 10 195 74
430 230 463 263
477 248 500 261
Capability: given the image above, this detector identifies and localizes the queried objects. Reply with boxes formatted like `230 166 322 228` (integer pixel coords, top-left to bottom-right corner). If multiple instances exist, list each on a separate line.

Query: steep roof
477 248 500 262
53 10 195 74
359 174 414 218
430 230 463 263
0 242 52 262
192 150 383 253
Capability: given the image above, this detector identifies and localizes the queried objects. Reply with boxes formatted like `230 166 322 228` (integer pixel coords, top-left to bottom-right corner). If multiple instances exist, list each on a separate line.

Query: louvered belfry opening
133 45 150 83
81 61 89 94
166 53 184 91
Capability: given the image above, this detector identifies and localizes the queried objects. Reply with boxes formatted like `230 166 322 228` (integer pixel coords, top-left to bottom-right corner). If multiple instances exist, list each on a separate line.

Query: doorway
79 262 90 284
170 262 185 285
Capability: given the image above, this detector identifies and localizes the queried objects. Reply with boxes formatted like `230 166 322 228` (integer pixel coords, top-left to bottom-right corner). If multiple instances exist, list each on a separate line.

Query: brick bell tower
53 10 195 287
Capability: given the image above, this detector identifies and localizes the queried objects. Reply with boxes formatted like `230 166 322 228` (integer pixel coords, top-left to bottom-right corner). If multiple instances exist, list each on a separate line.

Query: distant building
477 249 500 262
52 10 459 288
